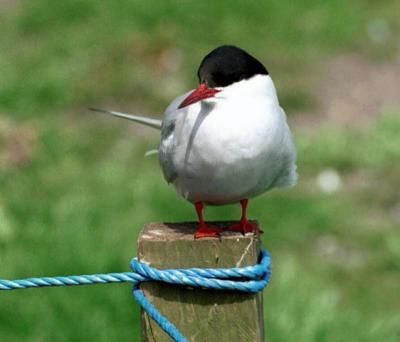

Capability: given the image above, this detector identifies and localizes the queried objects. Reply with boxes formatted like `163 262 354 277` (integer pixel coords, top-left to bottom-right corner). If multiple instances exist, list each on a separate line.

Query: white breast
159 75 297 205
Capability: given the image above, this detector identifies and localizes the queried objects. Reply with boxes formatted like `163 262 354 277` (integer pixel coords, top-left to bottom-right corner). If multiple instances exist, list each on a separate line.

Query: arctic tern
91 45 297 238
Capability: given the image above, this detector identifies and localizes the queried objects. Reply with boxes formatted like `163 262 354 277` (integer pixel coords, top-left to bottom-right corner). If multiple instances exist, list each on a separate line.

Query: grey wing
158 91 191 183
159 119 178 183
273 107 298 188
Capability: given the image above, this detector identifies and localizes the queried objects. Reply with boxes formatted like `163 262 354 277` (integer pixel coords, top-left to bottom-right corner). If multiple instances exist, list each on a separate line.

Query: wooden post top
138 221 261 269
138 221 265 341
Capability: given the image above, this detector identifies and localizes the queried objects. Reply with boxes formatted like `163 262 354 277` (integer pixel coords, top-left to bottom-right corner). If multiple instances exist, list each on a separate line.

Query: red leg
194 202 222 239
229 199 261 235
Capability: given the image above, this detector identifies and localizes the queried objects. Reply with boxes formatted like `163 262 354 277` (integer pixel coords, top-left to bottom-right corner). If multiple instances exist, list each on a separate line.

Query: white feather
158 75 298 205
144 149 159 157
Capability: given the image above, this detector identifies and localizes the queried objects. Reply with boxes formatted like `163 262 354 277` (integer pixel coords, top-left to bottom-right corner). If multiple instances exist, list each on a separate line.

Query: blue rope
0 249 272 342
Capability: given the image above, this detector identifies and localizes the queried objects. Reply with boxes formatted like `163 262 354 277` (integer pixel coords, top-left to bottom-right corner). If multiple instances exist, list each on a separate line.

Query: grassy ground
1 1 400 341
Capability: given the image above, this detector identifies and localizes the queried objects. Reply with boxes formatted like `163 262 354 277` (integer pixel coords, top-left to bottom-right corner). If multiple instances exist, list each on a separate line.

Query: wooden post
138 221 264 342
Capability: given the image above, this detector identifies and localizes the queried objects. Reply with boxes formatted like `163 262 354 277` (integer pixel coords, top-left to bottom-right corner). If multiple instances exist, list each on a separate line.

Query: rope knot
130 250 271 341
131 249 271 292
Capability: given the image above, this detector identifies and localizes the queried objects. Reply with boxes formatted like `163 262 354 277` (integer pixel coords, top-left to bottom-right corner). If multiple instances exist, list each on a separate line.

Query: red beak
178 83 221 109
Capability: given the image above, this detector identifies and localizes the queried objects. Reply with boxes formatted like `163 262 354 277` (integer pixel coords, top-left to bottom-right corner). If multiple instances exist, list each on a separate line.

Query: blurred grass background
1 1 400 341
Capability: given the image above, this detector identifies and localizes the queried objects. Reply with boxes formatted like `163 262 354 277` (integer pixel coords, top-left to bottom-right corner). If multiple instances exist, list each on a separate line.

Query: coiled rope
1 249 272 342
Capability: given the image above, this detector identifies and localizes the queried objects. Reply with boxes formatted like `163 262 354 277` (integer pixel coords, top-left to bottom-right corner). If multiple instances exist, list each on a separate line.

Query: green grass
1 1 400 341
2 0 399 118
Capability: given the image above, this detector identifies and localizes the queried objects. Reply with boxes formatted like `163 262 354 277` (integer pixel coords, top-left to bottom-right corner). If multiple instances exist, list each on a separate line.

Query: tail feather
144 149 159 157
89 108 162 129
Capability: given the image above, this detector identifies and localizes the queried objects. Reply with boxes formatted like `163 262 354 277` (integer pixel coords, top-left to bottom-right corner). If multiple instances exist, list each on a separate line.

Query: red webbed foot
194 225 222 239
228 221 262 235
227 199 263 235
194 202 222 239
192 199 262 239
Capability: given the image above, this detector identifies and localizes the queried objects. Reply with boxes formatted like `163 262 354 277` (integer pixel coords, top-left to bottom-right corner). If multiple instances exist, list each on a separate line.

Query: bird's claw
194 226 222 239
228 221 262 235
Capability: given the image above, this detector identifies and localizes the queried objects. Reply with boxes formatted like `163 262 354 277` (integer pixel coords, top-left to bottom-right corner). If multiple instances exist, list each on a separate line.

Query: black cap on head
197 45 268 88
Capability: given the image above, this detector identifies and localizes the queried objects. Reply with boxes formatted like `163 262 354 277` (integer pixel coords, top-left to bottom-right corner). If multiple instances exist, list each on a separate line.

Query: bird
91 45 298 239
